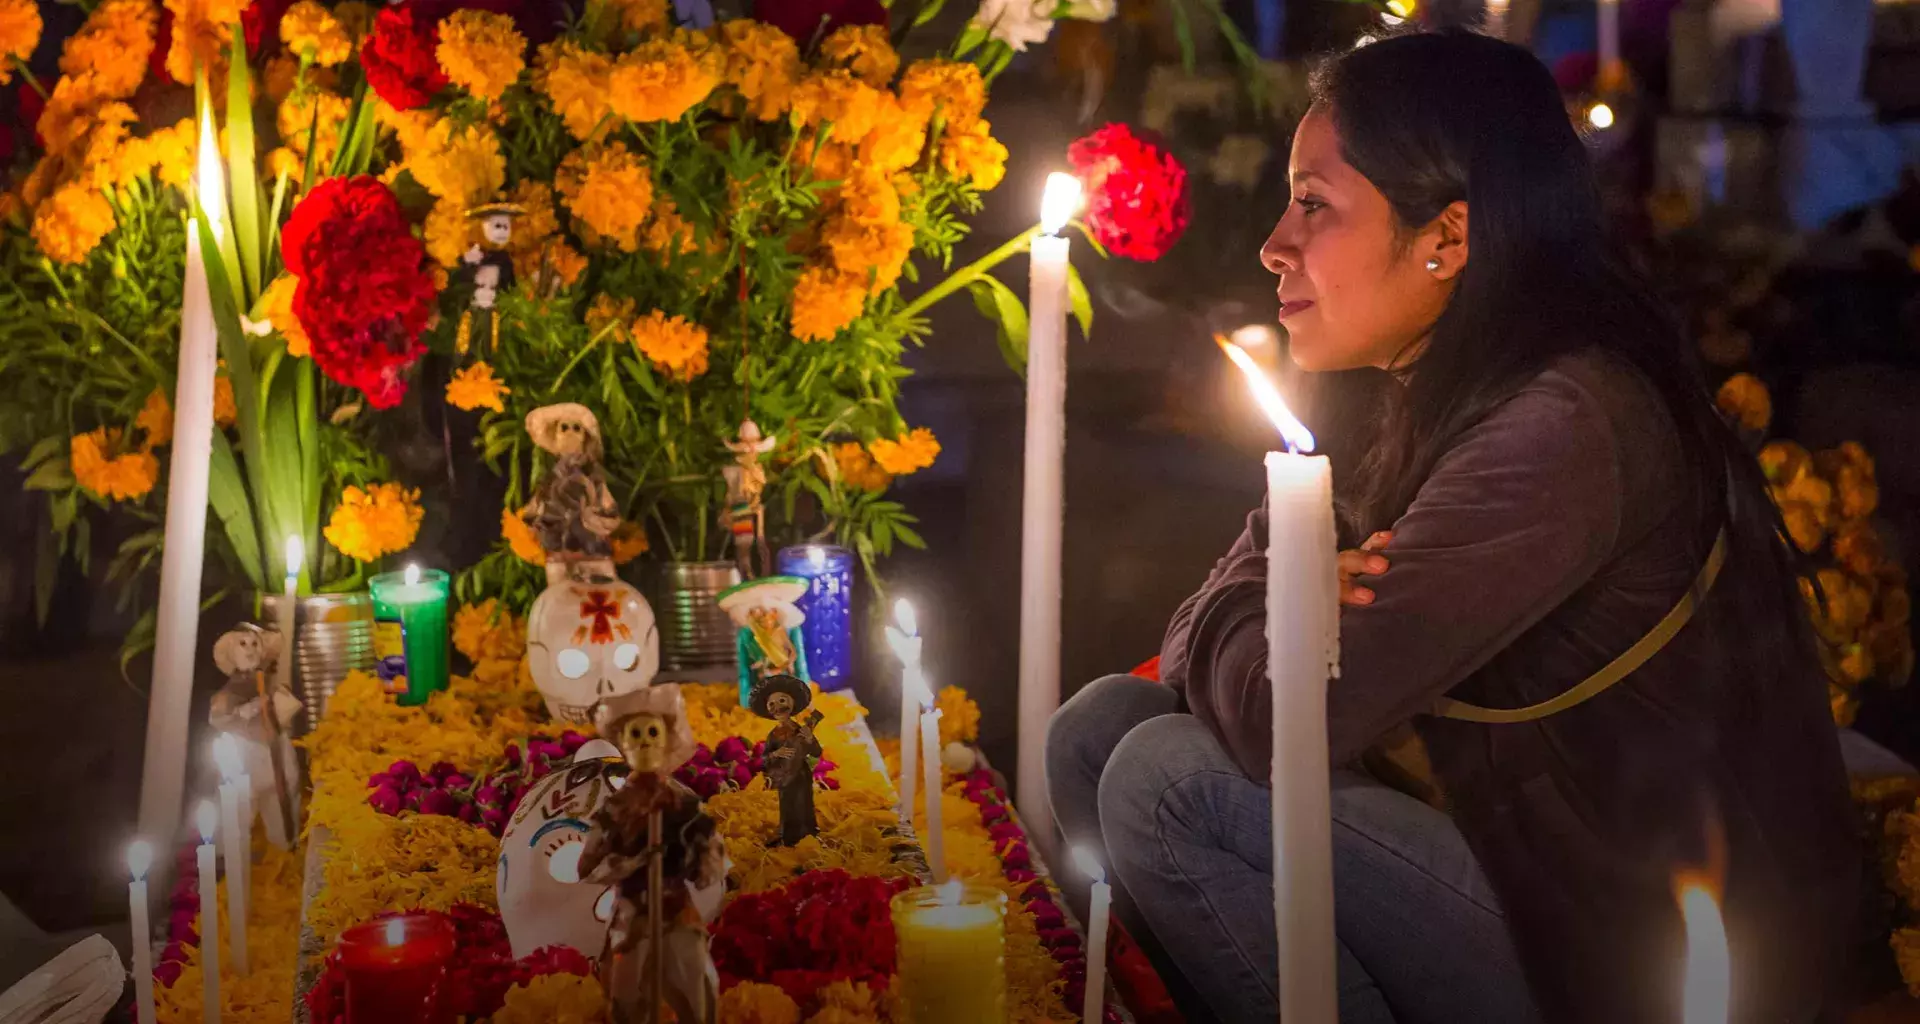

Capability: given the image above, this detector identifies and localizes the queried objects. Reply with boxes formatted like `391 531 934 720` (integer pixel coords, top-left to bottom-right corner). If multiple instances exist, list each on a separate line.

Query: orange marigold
0 0 42 84
71 427 159 501
1714 372 1770 433
818 24 897 87
33 182 115 265
898 58 986 128
60 0 153 99
719 19 799 121
630 309 710 381
558 141 654 251
789 69 881 143
611 520 649 563
501 506 545 563
938 117 1009 190
790 265 866 342
137 389 173 448
323 482 424 563
868 426 939 475
436 9 526 102
717 982 800 1024
446 360 511 412
609 32 721 123
829 442 890 492
533 40 615 140
257 273 312 357
213 375 236 428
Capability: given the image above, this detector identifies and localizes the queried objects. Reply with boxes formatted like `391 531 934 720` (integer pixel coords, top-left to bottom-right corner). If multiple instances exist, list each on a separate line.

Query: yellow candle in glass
892 880 1008 1024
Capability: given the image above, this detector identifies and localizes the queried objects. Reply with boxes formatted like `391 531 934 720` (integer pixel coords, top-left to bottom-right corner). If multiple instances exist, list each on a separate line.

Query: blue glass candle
775 544 855 692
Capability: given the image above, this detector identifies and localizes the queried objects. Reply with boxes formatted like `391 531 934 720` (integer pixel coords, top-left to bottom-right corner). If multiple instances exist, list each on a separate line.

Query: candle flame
404 563 421 586
1215 335 1316 453
127 839 153 881
893 598 917 638
1587 102 1616 130
212 733 242 781
194 113 224 240
1677 876 1730 1024
1071 845 1105 884
285 535 304 579
1040 172 1082 236
196 800 217 843
936 878 965 906
384 917 406 946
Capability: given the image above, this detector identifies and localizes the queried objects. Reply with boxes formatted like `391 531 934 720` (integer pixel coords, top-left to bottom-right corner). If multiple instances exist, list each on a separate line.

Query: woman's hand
1339 531 1393 606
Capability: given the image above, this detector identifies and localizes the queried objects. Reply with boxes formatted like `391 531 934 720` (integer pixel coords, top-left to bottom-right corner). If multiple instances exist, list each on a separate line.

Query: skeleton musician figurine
454 197 522 357
749 673 823 847
523 403 622 585
582 685 725 1024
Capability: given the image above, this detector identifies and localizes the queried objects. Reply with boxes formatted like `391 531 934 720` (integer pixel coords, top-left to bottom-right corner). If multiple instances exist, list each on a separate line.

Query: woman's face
1260 108 1459 372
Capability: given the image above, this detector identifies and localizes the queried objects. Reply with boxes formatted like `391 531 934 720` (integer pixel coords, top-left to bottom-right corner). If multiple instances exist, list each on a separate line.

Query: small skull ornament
496 739 626 959
527 576 660 724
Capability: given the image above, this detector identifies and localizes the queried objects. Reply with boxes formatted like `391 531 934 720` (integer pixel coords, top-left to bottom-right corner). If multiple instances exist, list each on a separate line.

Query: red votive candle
335 913 457 1024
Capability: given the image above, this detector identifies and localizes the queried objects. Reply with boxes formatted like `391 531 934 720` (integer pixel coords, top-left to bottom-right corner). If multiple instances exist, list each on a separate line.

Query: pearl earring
1425 258 1442 273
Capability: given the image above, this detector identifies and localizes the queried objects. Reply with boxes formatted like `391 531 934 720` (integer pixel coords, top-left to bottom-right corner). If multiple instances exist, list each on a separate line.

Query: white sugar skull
527 577 660 725
496 739 626 959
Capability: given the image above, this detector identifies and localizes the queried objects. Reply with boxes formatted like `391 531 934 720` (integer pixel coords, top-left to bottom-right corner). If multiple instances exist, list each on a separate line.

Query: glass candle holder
336 913 456 1024
775 544 855 692
892 880 1008 1023
368 568 450 706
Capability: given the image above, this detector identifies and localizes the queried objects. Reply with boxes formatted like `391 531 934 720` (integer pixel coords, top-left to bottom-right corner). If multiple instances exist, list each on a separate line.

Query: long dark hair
1312 31 1811 684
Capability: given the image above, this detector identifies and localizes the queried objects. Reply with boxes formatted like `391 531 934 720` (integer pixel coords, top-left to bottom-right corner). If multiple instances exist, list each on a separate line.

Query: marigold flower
137 390 174 448
1757 440 1809 487
534 40 615 140
790 265 866 342
718 982 801 1024
33 182 116 265
282 0 352 65
641 197 701 255
558 142 654 251
139 119 195 189
822 214 913 293
818 24 897 87
452 598 527 664
332 0 373 42
278 89 353 167
859 93 928 174
939 117 1008 190
790 69 881 143
798 134 854 183
719 19 800 121
0 0 41 84
600 0 667 34
868 426 939 475
518 239 587 292
631 309 710 381
409 118 506 207
1714 372 1770 433
71 427 159 501
213 375 237 428
829 442 890 492
163 0 247 85
898 58 986 128
501 506 545 563
324 482 424 563
421 196 473 268
611 520 649 563
59 0 153 98
587 294 636 340
446 360 511 412
491 973 606 1023
609 33 722 124
436 9 525 102
935 685 980 746
257 272 312 357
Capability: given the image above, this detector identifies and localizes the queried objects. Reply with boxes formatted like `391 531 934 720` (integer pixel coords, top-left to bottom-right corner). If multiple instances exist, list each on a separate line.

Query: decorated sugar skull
496 738 626 959
527 576 660 724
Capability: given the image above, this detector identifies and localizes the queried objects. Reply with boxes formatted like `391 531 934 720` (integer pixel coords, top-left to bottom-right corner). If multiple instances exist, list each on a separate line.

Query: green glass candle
368 566 450 706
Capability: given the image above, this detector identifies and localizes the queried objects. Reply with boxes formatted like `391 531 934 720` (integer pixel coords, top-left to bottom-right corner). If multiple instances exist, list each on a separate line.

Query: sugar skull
496 739 626 959
527 576 660 724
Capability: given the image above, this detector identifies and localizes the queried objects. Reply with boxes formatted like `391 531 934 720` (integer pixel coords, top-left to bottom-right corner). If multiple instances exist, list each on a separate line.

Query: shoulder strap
1432 528 1730 725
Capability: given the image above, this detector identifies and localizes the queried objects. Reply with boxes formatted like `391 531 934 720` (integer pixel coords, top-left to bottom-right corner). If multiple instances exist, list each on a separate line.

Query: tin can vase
649 561 741 675
261 591 376 734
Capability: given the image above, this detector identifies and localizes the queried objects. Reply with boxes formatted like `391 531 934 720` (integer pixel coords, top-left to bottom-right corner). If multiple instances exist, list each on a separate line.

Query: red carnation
281 176 436 409
242 0 297 58
360 3 448 111
1067 123 1191 262
752 0 887 44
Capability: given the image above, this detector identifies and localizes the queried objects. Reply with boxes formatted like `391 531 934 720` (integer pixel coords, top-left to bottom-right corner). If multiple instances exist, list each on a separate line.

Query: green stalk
896 224 1039 322
296 359 319 595
225 26 264 301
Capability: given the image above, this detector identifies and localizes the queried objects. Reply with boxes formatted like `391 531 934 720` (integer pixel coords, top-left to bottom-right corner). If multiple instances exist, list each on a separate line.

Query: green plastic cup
368 567 450 706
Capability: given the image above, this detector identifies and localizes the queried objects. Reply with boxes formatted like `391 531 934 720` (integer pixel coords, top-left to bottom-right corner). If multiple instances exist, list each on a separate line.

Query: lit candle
1485 0 1509 39
1018 171 1084 835
126 841 156 1024
774 544 855 692
261 535 301 848
195 801 221 1024
885 598 923 822
892 880 1008 1024
1219 335 1339 1022
336 914 457 1024
1072 846 1112 1024
137 111 226 852
920 703 947 883
212 739 248 975
1678 877 1729 1024
368 565 451 706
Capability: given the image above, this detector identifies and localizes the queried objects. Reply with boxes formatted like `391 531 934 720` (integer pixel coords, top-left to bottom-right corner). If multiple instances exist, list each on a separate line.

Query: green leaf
23 456 73 492
19 434 63 471
1170 0 1196 70
209 431 266 591
1066 262 1093 341
952 20 989 60
120 606 157 683
33 520 57 626
225 25 263 301
911 0 948 29
966 276 1029 378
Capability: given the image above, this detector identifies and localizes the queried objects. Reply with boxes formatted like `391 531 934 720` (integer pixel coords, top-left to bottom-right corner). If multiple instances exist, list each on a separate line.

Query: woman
1047 30 1859 1024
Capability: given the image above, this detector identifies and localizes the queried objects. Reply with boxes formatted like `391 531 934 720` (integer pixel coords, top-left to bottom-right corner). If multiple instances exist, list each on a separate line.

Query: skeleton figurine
455 198 523 358
749 674 823 847
581 685 724 1024
209 624 302 846
524 403 622 585
719 420 776 577
716 576 810 708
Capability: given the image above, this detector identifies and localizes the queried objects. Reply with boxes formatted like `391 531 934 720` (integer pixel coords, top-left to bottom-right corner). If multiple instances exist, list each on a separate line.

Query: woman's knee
1096 713 1243 851
1046 674 1176 783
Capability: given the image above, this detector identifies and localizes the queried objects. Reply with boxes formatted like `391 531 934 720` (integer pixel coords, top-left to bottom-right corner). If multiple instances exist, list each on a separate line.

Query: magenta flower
387 760 423 786
713 737 749 763
419 789 460 816
481 808 508 833
368 785 404 815
728 763 753 789
474 785 504 807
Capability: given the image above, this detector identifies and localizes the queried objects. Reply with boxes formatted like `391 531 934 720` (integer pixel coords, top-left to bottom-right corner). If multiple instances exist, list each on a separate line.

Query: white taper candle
920 705 946 883
195 801 221 1024
127 841 156 1024
1072 846 1111 1024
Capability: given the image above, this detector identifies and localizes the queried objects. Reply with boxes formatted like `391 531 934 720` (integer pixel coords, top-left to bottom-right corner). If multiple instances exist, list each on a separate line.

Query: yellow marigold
501 506 546 564
0 0 41 83
822 214 913 294
71 427 159 501
60 0 154 99
790 265 866 342
859 93 928 174
830 441 891 492
423 196 474 268
263 53 301 101
137 390 173 448
818 24 897 87
587 294 635 339
446 360 511 412
611 519 649 563
452 598 527 664
609 33 722 124
813 980 885 1020
213 375 236 428
257 272 312 357
333 0 374 42
790 69 881 143
278 89 352 167
1714 372 1770 433
719 982 801 1024
938 117 1008 190
719 19 800 121
410 118 506 207
868 426 939 475
534 40 615 140
898 58 986 129
799 134 855 183
601 0 667 34
143 118 195 188
164 0 247 84
631 308 710 381
33 182 116 265
281 0 351 65
492 972 606 1024
642 196 699 255
935 685 980 746
505 180 561 251
560 142 654 251
517 238 588 292
436 9 526 102
377 102 439 156
88 132 153 191
323 483 424 563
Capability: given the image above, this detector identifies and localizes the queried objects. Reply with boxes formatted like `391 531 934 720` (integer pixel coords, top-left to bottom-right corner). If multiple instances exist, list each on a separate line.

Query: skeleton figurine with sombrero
455 196 524 357
749 673 823 847
523 403 621 586
717 575 810 708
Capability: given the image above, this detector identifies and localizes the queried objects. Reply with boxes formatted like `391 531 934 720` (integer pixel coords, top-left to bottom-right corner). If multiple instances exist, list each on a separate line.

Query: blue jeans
1046 674 1543 1024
